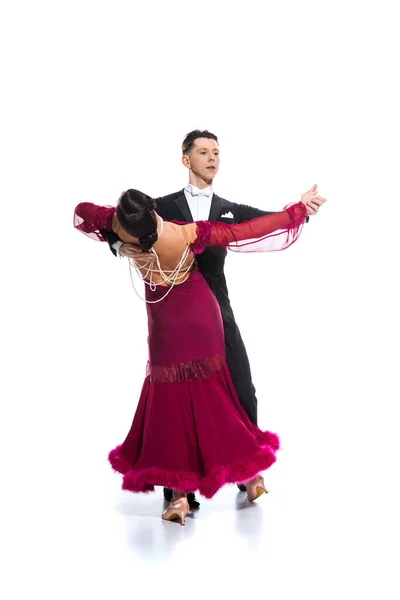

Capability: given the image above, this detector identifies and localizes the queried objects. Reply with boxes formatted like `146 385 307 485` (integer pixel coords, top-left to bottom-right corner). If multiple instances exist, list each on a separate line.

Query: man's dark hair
182 129 218 155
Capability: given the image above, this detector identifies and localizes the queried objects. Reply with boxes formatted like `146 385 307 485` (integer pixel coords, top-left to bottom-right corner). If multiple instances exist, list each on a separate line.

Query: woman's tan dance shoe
162 497 190 526
246 475 268 502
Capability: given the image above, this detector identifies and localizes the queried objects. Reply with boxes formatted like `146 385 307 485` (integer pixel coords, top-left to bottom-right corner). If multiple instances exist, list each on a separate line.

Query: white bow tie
186 185 213 198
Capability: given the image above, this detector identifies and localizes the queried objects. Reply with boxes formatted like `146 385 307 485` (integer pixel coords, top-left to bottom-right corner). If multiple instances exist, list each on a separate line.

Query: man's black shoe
163 487 200 509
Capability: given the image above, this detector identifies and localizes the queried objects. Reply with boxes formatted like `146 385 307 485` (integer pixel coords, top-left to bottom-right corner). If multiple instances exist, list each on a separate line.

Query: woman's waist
140 263 195 290
144 266 205 297
146 272 223 339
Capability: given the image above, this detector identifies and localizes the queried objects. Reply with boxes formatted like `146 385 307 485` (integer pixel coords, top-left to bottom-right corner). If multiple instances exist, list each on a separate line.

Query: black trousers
222 315 258 425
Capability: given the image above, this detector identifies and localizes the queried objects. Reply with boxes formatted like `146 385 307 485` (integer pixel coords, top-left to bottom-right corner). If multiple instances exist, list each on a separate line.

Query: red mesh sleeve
73 202 116 241
190 202 307 254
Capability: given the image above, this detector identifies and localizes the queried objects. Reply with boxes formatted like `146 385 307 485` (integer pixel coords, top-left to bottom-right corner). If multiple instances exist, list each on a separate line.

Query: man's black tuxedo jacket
100 189 278 425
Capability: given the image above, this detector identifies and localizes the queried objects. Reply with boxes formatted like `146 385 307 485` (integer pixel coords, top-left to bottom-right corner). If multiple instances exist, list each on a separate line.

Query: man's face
183 138 220 183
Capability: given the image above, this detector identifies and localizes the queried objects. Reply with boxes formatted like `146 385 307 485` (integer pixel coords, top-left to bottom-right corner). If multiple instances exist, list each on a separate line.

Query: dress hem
108 440 279 499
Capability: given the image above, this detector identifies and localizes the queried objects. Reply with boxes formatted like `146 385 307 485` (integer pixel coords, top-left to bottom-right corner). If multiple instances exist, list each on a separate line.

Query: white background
1 1 399 598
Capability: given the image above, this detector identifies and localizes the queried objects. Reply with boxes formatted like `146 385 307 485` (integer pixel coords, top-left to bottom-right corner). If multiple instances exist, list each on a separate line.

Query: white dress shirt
184 183 214 221
112 184 214 256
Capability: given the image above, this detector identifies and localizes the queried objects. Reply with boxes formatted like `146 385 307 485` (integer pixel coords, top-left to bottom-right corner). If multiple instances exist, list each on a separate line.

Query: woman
74 189 318 525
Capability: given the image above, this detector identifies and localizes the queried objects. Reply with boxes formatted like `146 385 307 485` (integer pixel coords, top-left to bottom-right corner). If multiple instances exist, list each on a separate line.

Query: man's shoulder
213 194 238 211
217 195 234 206
155 190 184 204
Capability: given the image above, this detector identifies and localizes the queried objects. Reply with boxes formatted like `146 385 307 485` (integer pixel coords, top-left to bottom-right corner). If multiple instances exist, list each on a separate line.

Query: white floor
3 377 399 600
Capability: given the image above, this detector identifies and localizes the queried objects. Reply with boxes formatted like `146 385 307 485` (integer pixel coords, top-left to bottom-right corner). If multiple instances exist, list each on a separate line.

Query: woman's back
113 215 195 287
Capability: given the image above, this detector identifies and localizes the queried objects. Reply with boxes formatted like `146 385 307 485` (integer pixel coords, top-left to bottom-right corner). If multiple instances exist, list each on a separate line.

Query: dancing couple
74 130 326 525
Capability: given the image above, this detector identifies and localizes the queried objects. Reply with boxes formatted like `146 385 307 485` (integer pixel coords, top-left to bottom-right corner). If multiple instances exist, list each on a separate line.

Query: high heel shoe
246 475 268 502
162 497 189 526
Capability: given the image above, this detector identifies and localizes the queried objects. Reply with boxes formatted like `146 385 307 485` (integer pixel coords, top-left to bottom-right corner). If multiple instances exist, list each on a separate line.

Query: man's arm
234 202 310 224
232 184 328 223
234 203 275 222
100 228 122 257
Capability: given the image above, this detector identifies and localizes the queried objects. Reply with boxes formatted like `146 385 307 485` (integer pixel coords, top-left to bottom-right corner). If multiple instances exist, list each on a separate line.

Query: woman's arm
183 202 307 255
73 203 116 241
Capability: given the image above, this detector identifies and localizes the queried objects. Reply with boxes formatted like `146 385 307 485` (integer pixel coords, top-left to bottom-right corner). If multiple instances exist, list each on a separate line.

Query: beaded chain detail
128 217 195 304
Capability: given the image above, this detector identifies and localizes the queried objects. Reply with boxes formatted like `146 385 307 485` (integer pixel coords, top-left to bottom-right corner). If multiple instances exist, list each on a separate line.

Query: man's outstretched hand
301 184 327 216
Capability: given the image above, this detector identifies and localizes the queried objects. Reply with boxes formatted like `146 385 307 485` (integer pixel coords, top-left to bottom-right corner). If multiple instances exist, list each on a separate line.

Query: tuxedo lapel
173 190 193 223
208 194 223 222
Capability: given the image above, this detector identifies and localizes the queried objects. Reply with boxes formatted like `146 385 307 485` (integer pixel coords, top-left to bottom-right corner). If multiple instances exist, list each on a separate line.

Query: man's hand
301 184 327 216
119 243 156 262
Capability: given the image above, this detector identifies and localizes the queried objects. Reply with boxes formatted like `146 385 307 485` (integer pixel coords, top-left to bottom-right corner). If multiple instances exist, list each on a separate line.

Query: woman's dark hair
116 189 158 251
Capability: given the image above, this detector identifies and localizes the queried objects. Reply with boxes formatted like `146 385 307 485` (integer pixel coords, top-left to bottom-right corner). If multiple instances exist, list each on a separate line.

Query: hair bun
138 230 158 252
117 189 157 247
144 196 156 211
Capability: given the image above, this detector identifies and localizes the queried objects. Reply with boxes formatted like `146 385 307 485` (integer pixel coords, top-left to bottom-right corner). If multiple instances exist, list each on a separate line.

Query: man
100 130 324 507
